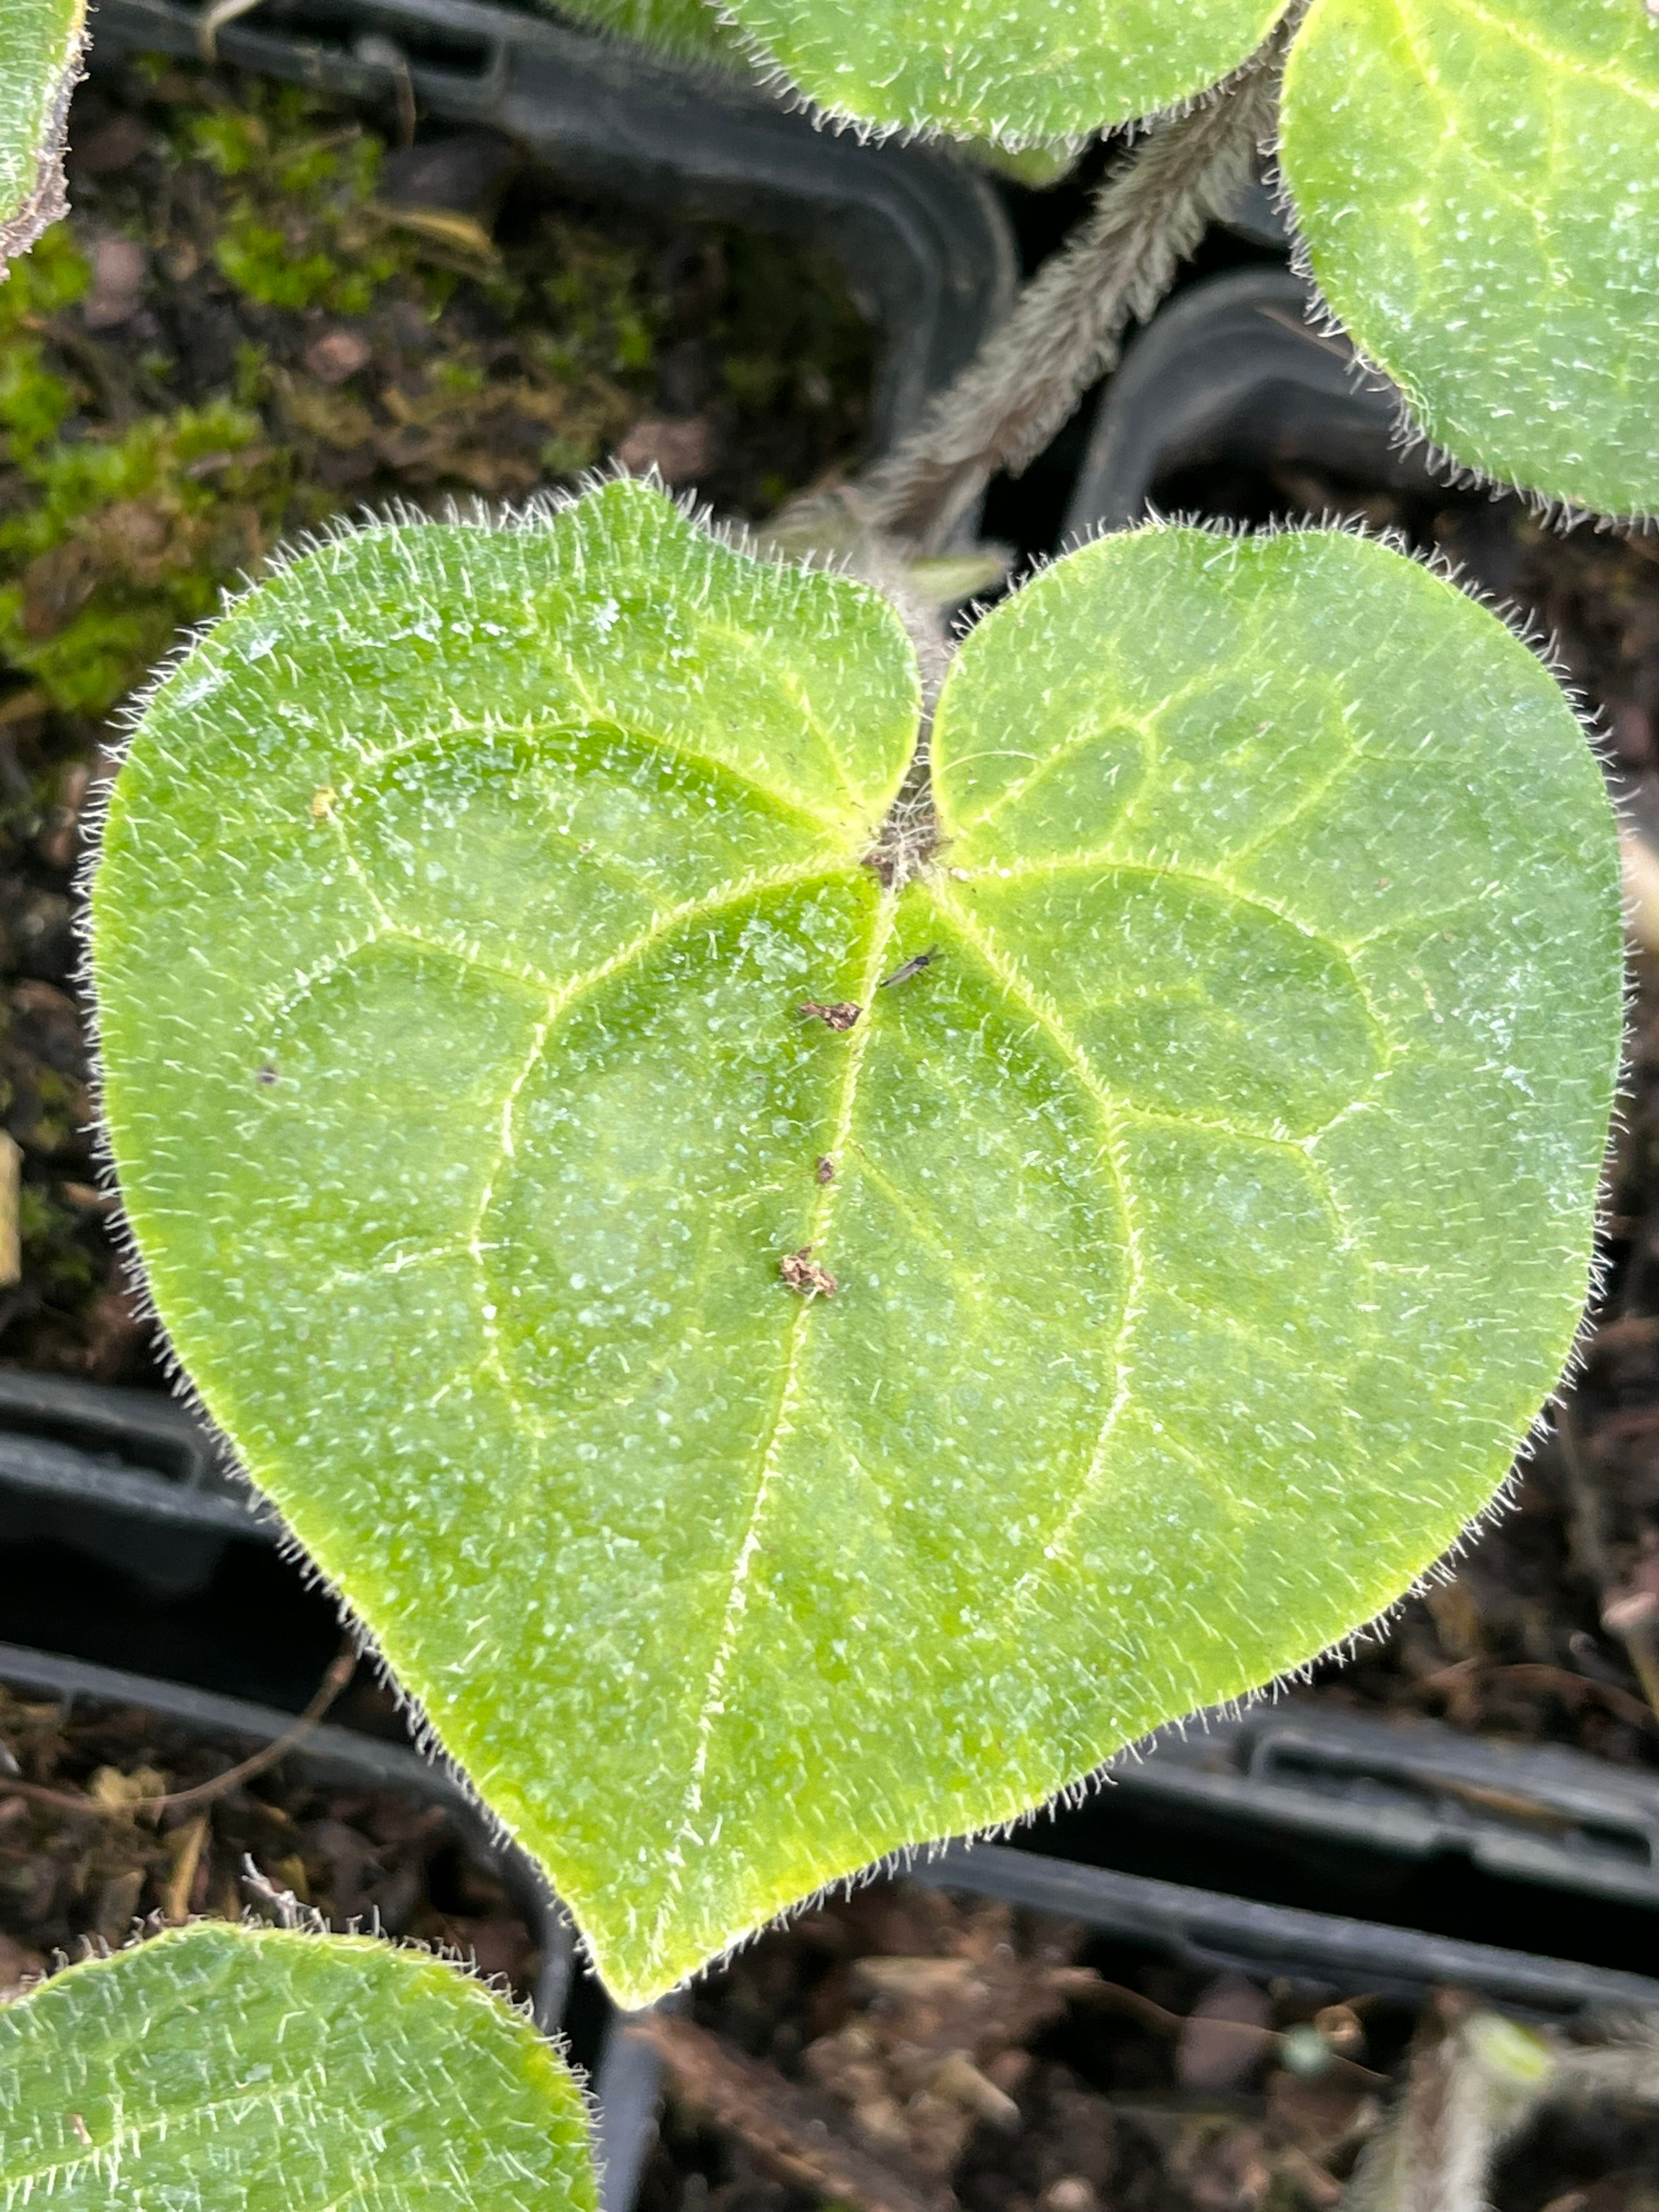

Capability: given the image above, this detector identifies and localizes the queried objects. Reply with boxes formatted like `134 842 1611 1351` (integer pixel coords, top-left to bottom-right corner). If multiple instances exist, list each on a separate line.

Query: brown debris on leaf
815 1154 836 1184
780 1245 836 1299
799 999 861 1031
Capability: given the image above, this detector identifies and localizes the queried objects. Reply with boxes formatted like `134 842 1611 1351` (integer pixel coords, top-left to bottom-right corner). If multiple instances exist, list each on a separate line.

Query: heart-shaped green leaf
0 1922 595 2208
1281 0 1659 517
0 0 84 273
92 481 1621 2003
711 0 1285 143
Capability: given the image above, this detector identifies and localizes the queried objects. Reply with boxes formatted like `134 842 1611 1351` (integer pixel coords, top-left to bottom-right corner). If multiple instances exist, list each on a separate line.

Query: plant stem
847 18 1297 551
1341 1999 1553 2212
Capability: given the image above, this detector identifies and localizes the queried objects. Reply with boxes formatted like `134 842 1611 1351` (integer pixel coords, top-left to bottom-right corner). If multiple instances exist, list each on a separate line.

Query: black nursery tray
87 0 1016 456
588 1708 1659 2212
1061 266 1408 541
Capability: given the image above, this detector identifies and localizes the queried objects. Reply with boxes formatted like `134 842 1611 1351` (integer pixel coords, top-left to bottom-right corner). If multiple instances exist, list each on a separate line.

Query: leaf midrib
641 887 899 1967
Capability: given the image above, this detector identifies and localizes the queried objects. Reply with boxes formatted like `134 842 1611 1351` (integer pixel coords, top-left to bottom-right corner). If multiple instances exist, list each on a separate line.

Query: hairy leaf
0 0 84 272
712 0 1285 143
92 481 1620 2003
1281 0 1659 517
542 0 1081 181
551 0 751 70
0 1922 595 2209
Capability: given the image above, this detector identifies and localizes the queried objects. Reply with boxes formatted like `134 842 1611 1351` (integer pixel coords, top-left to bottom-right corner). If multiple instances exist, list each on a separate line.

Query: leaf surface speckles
1281 0 1659 516
92 481 1621 2002
715 0 1285 143
0 1923 595 2210
0 0 84 270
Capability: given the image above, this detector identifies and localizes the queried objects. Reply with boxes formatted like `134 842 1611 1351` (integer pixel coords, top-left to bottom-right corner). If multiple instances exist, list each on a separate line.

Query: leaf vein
644 891 899 1967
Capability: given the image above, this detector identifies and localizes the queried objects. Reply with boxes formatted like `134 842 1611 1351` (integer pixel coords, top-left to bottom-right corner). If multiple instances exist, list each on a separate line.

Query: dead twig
1076 1976 1387 2089
632 2010 956 2212
1418 1657 1658 1734
162 1812 210 1924
0 1644 355 1820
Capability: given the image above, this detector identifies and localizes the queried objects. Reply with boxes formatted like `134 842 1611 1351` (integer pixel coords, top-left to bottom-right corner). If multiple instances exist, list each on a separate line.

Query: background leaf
710 0 1285 144
549 0 753 71
0 1921 595 2209
0 0 84 274
535 0 1083 180
1281 0 1659 518
93 486 1620 2002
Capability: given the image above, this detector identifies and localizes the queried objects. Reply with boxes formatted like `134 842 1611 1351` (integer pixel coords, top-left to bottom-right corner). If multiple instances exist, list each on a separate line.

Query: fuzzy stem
848 18 1297 551
1341 1999 1554 2212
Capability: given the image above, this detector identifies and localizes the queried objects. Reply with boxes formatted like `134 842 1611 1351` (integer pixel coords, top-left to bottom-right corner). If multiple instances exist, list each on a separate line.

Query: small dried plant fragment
0 1921 596 2209
91 478 1621 2003
0 0 85 273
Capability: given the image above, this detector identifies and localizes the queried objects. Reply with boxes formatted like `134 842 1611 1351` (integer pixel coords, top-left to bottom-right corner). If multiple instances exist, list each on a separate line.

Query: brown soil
635 1875 1659 2212
0 1673 542 2000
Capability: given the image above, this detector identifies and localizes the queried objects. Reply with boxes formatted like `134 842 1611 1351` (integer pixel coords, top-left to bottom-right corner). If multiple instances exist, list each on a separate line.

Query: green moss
0 225 89 329
184 87 407 314
0 64 868 726
0 401 280 714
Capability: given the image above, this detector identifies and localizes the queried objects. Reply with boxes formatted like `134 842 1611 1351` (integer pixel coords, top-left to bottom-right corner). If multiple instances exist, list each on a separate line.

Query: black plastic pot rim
0 1639 574 2030
86 0 1017 458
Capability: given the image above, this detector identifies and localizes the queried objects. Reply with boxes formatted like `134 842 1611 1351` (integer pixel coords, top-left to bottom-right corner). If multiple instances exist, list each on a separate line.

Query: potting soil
0 1678 541 1999
637 1874 1659 2212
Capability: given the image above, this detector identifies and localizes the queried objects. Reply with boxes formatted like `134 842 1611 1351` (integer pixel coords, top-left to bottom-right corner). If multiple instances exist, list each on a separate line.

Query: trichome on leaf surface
0 1919 595 2209
90 475 1621 2004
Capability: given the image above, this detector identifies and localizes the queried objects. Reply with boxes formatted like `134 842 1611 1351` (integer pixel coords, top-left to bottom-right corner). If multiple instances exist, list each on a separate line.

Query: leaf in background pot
0 0 85 272
555 0 752 71
712 0 1286 143
1280 0 1659 517
532 0 1084 178
92 481 1621 2002
0 1922 595 2208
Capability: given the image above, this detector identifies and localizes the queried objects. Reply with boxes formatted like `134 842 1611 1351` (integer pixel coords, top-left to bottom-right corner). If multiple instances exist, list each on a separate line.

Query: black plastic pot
0 1640 575 2027
0 1373 345 1710
1061 266 1419 541
0 1370 272 1597
88 0 1016 457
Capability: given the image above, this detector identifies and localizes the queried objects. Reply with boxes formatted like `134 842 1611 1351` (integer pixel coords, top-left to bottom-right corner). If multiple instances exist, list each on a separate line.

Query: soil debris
637 2010 953 2212
636 1876 1659 2212
0 1681 539 1994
